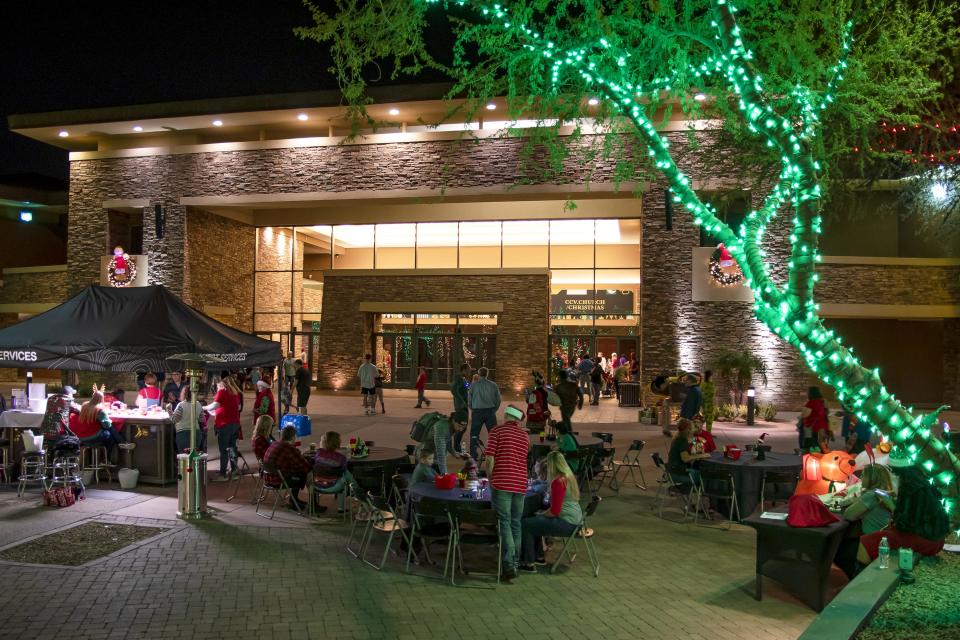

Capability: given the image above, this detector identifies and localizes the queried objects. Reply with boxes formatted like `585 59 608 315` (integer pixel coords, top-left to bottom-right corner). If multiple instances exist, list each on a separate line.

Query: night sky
0 1 344 183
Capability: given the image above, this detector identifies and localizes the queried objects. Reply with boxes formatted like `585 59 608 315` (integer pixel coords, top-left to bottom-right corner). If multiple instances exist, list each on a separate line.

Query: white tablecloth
0 410 44 430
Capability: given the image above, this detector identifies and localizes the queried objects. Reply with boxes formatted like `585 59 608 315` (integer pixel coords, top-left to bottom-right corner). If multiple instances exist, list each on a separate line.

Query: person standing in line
283 352 297 389
613 359 629 400
577 352 595 404
554 369 584 432
374 367 386 414
589 358 604 406
484 405 530 582
701 370 716 432
253 377 277 424
629 352 639 381
467 366 501 460
414 366 431 408
171 386 204 455
204 376 242 481
294 359 311 414
357 353 379 416
451 364 470 455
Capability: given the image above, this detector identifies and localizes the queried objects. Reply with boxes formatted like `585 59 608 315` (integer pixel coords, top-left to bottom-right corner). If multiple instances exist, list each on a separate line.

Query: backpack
410 411 444 442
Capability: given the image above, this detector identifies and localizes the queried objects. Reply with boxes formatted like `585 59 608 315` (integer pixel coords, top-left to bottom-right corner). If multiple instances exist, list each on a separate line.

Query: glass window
550 220 595 268
502 220 549 267
595 219 641 268
257 226 294 270
379 313 414 333
301 277 324 314
375 223 415 268
301 226 333 270
459 221 501 268
417 222 458 268
332 225 374 269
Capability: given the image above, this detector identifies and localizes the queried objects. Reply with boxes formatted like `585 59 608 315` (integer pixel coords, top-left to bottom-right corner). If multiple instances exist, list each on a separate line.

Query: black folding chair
254 462 303 520
760 470 799 510
406 499 455 578
551 495 601 577
358 492 410 571
611 440 648 492
451 508 501 586
691 469 740 528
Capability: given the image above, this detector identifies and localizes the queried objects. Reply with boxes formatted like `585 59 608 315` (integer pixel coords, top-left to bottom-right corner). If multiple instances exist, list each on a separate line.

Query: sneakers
118 442 136 450
518 564 538 573
533 558 548 566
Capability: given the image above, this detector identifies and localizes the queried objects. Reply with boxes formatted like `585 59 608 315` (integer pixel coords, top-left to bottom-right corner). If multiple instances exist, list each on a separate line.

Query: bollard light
746 386 756 426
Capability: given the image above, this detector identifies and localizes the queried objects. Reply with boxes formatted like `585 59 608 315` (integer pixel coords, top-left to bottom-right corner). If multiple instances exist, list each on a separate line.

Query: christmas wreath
107 247 137 287
709 244 743 287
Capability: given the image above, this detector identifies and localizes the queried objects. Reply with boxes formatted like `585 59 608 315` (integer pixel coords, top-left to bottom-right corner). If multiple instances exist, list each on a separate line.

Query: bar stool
0 447 12 484
18 451 48 497
50 456 85 493
80 445 112 485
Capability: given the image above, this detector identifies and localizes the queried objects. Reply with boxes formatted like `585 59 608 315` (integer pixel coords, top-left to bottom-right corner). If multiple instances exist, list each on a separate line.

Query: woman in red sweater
204 376 242 480
518 451 584 572
73 391 132 459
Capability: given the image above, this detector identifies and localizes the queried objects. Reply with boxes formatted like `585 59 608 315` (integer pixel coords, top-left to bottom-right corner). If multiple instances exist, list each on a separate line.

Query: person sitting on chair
312 431 358 513
667 418 709 486
518 451 583 573
554 420 580 472
251 415 275 461
410 449 438 485
263 425 311 510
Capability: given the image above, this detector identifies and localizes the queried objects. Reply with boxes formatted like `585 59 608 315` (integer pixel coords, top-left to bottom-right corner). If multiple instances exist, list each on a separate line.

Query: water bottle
878 536 890 569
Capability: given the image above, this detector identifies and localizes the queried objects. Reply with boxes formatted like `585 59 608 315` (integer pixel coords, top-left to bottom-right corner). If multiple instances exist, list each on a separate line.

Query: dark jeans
521 515 578 563
80 427 125 456
560 406 575 432
470 407 498 459
416 389 430 407
491 488 525 571
287 473 307 506
215 423 240 475
590 383 601 404
174 429 202 454
452 409 468 452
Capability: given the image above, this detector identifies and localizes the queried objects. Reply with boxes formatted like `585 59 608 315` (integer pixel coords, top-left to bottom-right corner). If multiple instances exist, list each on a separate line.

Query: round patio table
344 446 408 468
700 450 801 520
408 482 543 517
528 434 604 460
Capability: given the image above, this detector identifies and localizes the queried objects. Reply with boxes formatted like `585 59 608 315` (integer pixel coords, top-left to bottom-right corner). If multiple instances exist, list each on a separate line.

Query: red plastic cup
458 477 465 489
295 440 302 448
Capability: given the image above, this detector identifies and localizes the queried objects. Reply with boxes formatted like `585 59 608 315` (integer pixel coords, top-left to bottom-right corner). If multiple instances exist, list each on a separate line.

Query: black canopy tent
0 285 281 372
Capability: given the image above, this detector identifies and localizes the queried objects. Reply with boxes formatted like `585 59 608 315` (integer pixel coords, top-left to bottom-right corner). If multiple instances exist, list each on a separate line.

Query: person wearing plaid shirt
263 425 311 509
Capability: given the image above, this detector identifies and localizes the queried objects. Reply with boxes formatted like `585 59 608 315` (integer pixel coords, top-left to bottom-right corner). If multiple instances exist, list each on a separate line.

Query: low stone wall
0 267 69 305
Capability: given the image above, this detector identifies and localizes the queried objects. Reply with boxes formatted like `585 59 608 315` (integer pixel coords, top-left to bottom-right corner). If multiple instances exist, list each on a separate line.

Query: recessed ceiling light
587 97 599 106
297 113 309 121
58 130 69 138
388 108 400 116
694 92 707 102
132 125 143 132
212 119 223 127
485 103 497 110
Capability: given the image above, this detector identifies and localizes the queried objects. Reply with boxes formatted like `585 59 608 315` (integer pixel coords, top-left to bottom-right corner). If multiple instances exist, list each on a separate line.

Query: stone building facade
5 99 958 409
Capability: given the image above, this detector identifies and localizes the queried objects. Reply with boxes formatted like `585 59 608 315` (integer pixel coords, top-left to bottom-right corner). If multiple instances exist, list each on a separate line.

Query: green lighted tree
299 0 960 522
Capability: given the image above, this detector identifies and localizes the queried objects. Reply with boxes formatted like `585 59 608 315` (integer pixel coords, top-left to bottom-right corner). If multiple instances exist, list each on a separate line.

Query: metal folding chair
451 507 501 586
611 439 648 491
226 450 252 502
691 469 740 528
759 470 799 510
254 462 303 519
359 492 410 571
551 495 601 577
651 452 695 520
405 498 455 578
591 432 614 447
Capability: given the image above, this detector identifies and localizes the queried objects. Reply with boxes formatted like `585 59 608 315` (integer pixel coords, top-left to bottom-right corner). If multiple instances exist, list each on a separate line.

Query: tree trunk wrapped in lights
300 0 960 523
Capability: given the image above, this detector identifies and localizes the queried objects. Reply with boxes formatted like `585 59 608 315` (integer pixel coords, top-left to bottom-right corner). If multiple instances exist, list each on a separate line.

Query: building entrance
376 332 496 390
549 335 638 382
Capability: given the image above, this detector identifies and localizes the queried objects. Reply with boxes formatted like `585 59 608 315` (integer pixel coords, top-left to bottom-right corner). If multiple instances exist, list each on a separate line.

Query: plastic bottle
878 536 890 569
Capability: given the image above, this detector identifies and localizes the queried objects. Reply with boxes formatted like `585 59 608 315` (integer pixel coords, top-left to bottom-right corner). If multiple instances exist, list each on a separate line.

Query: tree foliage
298 0 960 523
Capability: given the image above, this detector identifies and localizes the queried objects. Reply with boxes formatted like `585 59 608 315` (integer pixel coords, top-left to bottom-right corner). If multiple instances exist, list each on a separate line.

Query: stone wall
0 269 69 304
817 263 960 305
184 208 256 331
318 272 549 396
944 318 960 409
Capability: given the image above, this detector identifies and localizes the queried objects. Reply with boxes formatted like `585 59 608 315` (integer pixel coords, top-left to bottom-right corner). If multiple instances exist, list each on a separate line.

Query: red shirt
213 388 241 429
485 421 529 493
549 477 569 517
804 398 829 433
138 386 162 400
416 372 427 391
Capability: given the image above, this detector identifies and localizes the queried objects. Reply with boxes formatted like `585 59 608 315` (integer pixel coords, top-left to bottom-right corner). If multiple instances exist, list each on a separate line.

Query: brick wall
184 208 256 331
0 269 69 304
818 264 960 305
317 272 549 396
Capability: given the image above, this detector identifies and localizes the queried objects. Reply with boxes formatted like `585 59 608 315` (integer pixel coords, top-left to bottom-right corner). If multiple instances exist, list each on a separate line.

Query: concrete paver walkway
0 391 826 640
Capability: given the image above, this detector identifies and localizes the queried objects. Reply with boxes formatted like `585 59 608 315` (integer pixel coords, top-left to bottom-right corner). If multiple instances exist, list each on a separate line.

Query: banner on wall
550 290 635 315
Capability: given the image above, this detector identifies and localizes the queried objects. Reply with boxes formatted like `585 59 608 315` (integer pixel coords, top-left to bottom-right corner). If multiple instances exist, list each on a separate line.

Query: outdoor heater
168 353 223 520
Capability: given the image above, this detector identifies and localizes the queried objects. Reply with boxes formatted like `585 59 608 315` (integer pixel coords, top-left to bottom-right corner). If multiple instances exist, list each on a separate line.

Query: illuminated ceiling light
485 103 497 110
58 130 69 138
587 97 600 106
297 113 309 121
388 108 400 116
19 210 33 222
132 125 143 132
212 119 223 127
931 182 948 201
694 92 707 102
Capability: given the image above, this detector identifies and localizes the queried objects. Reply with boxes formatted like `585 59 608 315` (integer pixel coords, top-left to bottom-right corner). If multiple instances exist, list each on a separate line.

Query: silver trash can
177 452 208 520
